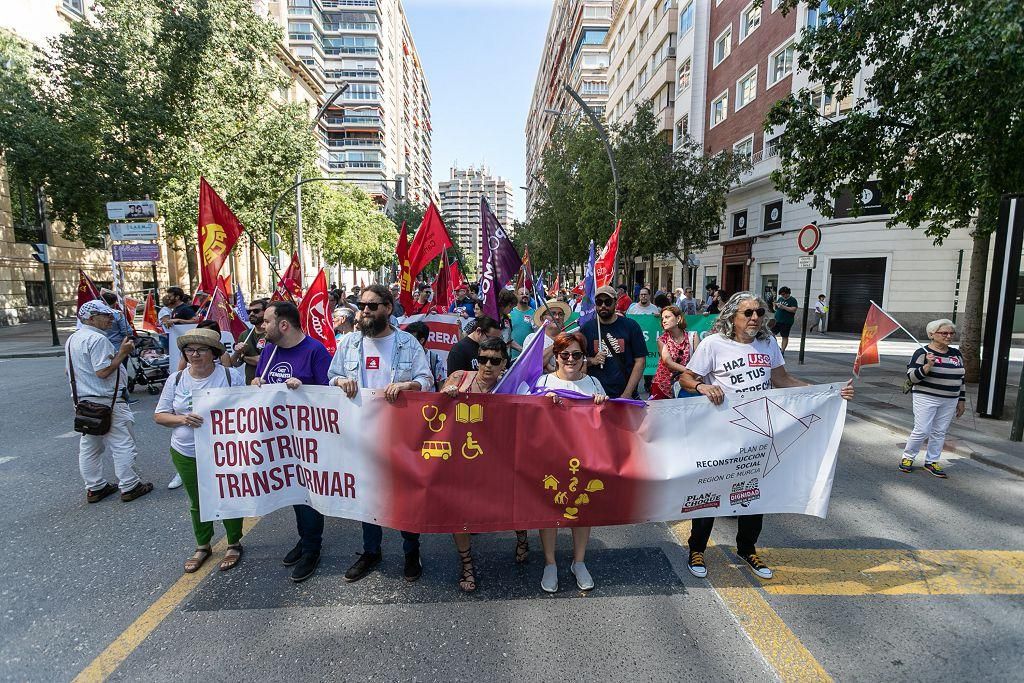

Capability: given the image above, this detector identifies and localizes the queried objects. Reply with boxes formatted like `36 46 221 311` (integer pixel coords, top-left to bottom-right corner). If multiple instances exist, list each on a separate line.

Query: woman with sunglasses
650 305 697 400
898 319 964 478
440 338 523 592
678 292 854 582
534 332 607 592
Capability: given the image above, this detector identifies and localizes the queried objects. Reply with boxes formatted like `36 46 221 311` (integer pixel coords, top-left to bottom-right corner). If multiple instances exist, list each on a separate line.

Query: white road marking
0 457 16 465
55 431 80 439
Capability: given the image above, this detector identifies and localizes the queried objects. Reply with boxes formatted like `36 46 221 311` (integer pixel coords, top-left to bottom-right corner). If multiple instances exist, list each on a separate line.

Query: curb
0 350 65 359
847 407 1024 479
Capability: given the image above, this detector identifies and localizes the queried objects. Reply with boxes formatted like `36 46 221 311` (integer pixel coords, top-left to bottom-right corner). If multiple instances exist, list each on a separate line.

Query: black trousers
687 514 763 557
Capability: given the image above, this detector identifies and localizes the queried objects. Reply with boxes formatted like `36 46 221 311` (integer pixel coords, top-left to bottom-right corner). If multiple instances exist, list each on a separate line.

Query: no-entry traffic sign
797 224 821 253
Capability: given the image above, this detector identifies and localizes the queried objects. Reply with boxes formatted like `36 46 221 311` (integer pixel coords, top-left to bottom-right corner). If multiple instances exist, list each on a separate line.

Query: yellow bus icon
421 441 451 460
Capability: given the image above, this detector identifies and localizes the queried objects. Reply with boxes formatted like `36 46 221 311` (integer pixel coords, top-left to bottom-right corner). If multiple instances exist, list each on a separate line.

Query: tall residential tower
437 166 515 273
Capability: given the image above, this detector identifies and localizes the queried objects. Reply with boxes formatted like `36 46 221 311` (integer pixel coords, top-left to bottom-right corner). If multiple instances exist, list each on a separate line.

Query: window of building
771 0 782 11
763 200 783 231
287 21 315 40
807 85 825 112
713 27 732 67
768 41 795 86
764 134 782 158
732 210 748 237
740 3 762 41
733 135 754 163
663 0 674 12
582 52 609 68
584 5 612 19
679 1 695 35
807 0 831 28
24 281 47 307
710 91 728 127
736 67 757 109
581 28 609 45
678 57 691 90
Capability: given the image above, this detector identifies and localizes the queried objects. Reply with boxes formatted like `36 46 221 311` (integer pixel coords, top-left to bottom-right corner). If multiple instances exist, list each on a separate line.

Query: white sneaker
167 473 183 490
571 561 594 590
541 564 559 593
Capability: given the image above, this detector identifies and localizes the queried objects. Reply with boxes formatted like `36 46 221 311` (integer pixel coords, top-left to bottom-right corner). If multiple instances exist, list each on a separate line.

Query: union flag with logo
197 177 245 295
299 268 336 354
853 302 902 376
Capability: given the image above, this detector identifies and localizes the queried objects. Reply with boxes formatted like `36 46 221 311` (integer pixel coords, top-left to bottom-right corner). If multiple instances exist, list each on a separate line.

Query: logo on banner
200 223 229 264
365 356 380 370
682 492 721 513
543 457 605 520
730 397 821 477
730 478 761 507
747 353 772 367
267 362 294 384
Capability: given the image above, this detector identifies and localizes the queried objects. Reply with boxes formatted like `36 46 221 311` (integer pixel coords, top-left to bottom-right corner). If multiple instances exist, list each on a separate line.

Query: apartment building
605 0 678 137
437 167 515 273
645 0 977 334
524 1 613 217
275 0 432 207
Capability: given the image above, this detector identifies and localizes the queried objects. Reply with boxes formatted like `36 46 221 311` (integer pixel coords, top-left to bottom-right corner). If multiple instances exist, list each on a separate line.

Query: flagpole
869 300 927 348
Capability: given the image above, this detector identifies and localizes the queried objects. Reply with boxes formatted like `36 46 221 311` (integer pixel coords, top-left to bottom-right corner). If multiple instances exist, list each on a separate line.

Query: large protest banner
195 384 847 532
397 313 461 366
628 314 717 376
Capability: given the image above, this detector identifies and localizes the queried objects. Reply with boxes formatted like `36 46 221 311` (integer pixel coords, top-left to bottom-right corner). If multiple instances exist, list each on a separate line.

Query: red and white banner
397 313 461 365
195 384 848 531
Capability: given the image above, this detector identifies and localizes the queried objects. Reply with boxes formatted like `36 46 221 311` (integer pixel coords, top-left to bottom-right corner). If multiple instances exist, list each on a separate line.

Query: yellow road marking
73 517 260 683
669 521 833 683
759 548 1024 596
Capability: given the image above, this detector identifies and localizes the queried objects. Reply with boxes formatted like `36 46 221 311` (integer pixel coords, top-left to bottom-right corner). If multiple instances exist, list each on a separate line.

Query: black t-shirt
581 315 647 398
447 336 479 374
171 303 196 320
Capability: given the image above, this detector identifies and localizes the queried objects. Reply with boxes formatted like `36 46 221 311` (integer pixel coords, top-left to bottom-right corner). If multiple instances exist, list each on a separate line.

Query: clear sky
404 0 552 220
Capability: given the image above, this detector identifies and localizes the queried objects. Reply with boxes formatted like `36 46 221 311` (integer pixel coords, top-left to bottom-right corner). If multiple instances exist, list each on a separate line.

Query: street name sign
112 243 161 262
109 222 160 241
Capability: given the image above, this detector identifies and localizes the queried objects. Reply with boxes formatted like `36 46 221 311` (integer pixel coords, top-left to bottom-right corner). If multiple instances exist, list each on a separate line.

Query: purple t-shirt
255 336 331 386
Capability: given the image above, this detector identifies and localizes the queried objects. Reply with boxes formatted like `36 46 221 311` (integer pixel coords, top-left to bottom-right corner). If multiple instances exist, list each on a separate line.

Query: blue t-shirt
449 299 475 318
255 336 331 386
509 307 536 359
581 315 647 398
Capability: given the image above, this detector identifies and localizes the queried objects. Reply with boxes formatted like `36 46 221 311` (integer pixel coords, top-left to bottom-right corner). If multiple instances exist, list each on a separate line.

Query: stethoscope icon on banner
421 405 447 433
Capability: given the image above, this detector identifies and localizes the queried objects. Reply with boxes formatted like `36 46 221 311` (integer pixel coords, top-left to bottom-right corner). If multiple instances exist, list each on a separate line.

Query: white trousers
78 402 141 492
902 393 958 464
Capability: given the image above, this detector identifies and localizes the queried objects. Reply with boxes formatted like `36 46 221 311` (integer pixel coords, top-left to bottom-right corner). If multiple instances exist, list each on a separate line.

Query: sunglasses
741 308 767 318
477 355 504 367
595 297 615 306
246 309 262 315
183 346 212 355
557 351 584 361
356 301 385 311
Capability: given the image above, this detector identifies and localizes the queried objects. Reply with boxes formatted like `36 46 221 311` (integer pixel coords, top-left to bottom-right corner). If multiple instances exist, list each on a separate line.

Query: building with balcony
524 1 613 218
437 167 515 273
272 0 432 208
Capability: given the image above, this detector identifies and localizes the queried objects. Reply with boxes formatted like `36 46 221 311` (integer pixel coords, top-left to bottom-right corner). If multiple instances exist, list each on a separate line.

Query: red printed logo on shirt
365 356 380 370
748 353 772 367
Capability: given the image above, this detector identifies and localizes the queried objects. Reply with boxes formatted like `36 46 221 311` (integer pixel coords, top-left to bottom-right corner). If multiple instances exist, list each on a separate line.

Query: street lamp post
291 82 349 287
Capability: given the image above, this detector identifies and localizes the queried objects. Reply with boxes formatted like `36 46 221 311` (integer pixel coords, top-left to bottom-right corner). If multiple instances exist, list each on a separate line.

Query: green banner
628 314 717 376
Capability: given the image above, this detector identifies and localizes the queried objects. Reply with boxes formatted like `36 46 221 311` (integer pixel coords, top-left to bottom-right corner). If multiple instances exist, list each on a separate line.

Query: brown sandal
184 547 212 573
458 548 476 593
515 531 530 564
219 544 243 571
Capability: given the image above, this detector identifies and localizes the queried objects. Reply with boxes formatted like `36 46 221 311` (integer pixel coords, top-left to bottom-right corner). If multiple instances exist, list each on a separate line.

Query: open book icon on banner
729 397 820 477
456 403 483 424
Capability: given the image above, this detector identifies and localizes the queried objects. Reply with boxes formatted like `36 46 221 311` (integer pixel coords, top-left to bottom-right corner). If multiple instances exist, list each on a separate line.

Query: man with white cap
66 300 153 503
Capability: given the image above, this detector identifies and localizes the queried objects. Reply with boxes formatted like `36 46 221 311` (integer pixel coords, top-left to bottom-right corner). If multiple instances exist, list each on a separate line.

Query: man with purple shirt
253 301 333 583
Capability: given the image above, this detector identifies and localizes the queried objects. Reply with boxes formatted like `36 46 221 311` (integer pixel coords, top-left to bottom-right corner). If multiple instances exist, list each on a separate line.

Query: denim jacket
328 326 433 391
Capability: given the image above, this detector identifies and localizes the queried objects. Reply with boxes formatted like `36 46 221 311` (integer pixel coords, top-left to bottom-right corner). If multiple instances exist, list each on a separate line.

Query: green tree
321 185 398 273
389 199 426 231
765 0 1024 380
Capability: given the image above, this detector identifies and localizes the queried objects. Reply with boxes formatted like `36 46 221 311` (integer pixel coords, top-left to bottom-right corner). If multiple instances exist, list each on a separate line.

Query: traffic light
30 243 48 264
395 175 407 200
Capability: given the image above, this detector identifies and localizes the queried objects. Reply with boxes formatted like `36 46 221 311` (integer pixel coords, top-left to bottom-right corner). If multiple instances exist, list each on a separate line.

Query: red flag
208 277 248 339
198 177 245 295
272 252 303 303
408 203 453 279
142 291 162 333
76 270 102 310
595 220 621 288
432 251 453 313
299 269 336 354
853 302 902 376
550 272 561 296
448 258 464 298
123 297 138 332
396 221 414 313
521 247 534 293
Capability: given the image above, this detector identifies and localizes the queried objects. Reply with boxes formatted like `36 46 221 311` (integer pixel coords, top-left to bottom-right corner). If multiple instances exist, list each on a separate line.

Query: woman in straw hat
154 327 244 573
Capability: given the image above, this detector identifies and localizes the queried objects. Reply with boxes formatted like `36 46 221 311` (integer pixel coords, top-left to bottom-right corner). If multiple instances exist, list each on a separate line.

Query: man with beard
329 284 433 583
230 298 269 386
253 301 333 583
581 286 647 399
159 286 198 328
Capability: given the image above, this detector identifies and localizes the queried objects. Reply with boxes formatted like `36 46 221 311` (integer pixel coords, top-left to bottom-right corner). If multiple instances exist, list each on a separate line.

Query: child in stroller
129 333 170 394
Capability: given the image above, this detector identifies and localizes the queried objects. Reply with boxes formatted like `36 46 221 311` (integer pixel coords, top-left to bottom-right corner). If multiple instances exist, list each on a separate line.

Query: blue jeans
294 504 324 554
361 522 420 554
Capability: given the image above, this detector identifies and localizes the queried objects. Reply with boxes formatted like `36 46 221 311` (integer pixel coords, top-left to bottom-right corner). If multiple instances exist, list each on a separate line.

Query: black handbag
68 341 120 436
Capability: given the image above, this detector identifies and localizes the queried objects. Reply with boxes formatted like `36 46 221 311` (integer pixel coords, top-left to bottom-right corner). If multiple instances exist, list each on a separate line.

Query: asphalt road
1 357 1022 682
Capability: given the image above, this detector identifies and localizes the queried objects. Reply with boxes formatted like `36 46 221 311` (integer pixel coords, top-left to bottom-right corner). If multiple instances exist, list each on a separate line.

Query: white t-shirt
156 367 235 457
361 332 397 389
626 302 660 315
814 300 827 314
66 326 127 399
523 331 556 370
536 373 605 396
685 334 785 397
158 306 173 325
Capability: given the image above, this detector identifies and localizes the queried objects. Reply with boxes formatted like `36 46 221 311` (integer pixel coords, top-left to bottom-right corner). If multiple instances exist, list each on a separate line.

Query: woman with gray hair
899 319 965 478
678 292 854 581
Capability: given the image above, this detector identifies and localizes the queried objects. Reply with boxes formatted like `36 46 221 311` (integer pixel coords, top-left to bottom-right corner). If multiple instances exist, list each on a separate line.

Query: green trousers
170 448 243 547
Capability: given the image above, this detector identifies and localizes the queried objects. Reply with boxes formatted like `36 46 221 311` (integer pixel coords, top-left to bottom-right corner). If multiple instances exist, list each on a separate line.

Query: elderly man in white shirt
66 300 153 503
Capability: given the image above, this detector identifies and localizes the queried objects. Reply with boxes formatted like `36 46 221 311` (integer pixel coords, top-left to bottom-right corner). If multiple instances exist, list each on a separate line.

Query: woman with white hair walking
898 319 965 478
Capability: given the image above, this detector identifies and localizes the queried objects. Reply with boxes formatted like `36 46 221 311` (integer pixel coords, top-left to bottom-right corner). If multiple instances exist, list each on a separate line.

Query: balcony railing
327 138 383 148
324 116 384 127
324 46 380 56
328 160 384 169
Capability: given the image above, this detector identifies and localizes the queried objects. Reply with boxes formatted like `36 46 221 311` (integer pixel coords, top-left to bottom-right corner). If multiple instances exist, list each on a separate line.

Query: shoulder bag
68 340 119 436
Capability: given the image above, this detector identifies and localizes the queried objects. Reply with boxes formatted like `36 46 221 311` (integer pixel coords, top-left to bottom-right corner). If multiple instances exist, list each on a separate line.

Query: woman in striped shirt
899 319 966 478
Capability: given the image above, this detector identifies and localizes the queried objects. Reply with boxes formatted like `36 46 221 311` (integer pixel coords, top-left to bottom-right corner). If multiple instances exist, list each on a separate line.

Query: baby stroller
129 333 171 394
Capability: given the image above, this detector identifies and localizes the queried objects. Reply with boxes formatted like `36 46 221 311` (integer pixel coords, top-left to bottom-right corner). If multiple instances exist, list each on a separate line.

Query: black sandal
184 547 212 574
219 544 243 571
515 531 530 564
458 548 476 593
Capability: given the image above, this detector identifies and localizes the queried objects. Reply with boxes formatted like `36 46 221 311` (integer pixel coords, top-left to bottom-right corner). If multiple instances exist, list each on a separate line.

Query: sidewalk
0 319 77 358
791 333 1024 478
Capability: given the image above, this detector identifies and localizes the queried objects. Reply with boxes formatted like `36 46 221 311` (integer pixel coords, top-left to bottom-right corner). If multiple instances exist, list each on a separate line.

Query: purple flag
494 322 548 395
479 196 522 319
